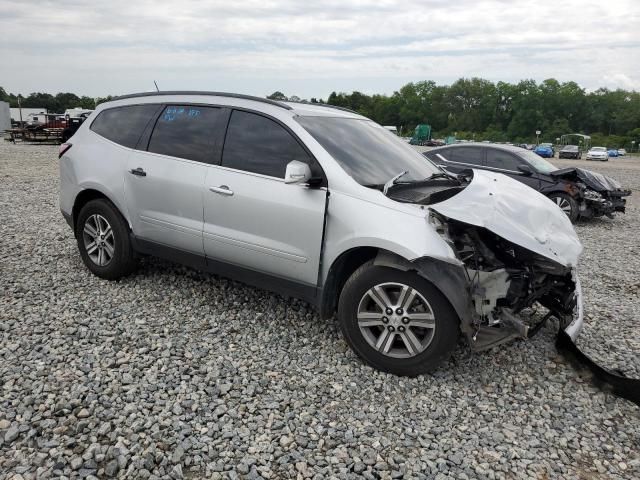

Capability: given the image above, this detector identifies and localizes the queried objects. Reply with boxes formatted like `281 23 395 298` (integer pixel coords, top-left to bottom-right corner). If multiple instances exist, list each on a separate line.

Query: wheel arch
319 246 379 319
320 248 472 334
72 188 130 234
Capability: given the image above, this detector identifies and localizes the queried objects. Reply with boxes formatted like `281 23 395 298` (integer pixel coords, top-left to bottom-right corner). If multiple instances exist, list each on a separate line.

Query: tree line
0 87 113 114
271 78 640 148
3 78 638 148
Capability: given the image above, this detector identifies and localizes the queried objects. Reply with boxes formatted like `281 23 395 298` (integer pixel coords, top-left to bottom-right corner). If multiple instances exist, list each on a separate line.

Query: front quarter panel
321 190 460 284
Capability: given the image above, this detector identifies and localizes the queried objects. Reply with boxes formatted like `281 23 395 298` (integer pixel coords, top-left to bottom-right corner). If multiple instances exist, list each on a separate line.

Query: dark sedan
559 145 581 159
423 143 630 222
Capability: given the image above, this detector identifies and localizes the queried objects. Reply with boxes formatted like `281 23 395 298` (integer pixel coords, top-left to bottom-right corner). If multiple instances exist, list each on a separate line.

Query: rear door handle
209 185 234 196
130 167 146 177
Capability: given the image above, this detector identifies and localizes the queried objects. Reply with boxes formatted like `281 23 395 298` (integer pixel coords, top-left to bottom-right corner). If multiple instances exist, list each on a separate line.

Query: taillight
59 143 72 159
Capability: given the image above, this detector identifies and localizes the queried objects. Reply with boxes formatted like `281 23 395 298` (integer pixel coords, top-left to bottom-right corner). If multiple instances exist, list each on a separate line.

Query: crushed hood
550 167 625 192
430 169 583 267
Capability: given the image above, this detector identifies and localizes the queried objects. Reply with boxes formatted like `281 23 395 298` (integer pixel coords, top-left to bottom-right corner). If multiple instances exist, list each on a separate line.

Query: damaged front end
428 211 582 350
420 169 640 405
551 167 631 218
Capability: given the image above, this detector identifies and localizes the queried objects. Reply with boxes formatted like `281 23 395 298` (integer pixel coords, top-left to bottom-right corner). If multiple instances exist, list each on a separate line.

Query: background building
0 101 11 131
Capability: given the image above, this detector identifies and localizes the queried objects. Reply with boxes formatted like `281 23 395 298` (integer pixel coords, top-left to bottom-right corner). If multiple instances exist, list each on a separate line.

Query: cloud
601 73 640 91
0 0 638 97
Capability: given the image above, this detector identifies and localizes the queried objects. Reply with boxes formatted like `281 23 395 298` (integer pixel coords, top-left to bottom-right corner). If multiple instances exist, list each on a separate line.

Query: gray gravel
1 142 639 480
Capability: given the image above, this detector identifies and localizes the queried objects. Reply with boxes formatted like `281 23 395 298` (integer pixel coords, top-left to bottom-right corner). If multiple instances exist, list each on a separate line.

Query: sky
1 0 639 99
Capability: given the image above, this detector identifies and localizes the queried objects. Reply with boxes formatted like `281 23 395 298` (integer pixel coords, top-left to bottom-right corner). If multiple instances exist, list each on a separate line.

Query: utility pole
18 95 23 125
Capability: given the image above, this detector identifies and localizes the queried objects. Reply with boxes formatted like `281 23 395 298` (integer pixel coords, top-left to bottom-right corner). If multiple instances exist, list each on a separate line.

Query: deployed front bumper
608 190 631 212
581 191 628 217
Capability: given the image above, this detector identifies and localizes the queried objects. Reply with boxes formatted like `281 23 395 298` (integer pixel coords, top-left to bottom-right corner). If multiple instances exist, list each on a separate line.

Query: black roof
425 142 527 154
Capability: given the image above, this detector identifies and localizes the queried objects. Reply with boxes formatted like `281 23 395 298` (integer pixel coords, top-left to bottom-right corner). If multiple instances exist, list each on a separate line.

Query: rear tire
548 192 579 223
337 261 459 376
76 199 136 280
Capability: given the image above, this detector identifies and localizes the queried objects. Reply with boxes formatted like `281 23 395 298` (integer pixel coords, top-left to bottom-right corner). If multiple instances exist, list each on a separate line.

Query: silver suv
59 91 585 375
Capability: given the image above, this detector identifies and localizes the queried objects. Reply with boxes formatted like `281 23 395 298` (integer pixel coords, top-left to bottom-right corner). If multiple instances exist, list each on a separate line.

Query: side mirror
517 164 534 176
284 160 312 184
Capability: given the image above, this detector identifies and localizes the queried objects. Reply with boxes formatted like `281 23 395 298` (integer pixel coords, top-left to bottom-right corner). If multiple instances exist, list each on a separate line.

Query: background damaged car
423 144 631 222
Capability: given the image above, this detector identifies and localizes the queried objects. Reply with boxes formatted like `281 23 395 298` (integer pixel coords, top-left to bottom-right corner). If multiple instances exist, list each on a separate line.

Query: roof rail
110 91 292 110
317 103 361 115
297 102 361 115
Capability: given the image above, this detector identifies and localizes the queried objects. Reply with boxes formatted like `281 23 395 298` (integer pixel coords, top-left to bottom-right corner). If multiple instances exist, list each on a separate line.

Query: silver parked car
59 92 584 375
586 146 609 161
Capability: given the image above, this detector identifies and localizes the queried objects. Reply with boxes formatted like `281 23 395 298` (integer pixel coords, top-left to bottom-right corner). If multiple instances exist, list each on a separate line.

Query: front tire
337 261 459 376
76 199 136 280
548 192 579 223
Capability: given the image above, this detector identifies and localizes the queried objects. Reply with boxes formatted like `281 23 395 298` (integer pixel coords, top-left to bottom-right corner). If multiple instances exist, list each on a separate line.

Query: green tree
266 91 288 101
55 92 82 111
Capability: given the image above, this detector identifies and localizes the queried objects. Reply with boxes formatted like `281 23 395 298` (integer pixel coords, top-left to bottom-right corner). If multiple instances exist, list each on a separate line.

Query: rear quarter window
485 149 522 171
90 104 160 148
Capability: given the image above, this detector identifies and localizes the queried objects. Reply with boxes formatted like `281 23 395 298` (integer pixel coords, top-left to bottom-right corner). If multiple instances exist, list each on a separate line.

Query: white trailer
10 107 47 124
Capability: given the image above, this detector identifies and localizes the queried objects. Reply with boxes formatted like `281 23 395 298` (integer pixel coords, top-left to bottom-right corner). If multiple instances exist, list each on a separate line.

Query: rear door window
90 105 159 148
445 147 484 166
485 149 522 171
221 110 311 178
148 105 223 163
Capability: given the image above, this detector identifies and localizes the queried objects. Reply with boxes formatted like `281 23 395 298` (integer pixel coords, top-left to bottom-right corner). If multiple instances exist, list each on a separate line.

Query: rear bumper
564 274 584 341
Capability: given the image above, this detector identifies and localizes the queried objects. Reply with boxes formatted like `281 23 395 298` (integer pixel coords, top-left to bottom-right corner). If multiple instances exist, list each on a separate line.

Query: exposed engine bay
429 212 578 349
424 211 640 405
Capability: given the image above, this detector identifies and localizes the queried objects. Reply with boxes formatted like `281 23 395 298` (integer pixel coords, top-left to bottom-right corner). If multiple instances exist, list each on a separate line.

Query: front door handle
129 167 146 177
209 185 234 196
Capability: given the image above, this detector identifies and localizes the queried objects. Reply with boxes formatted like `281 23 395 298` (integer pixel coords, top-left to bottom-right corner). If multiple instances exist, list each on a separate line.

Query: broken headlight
583 188 604 202
428 211 461 254
428 210 450 237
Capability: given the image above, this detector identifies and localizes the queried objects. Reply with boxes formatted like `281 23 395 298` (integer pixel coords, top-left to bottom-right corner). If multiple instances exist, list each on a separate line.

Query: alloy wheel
357 282 436 358
553 197 572 216
82 214 115 266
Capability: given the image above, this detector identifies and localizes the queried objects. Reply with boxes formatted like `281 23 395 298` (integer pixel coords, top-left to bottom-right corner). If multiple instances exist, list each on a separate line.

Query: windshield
517 150 558 174
295 116 440 185
592 147 606 151
562 145 578 151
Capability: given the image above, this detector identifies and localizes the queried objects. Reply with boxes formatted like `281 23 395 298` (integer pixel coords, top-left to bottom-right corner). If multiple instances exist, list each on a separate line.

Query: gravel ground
1 143 639 480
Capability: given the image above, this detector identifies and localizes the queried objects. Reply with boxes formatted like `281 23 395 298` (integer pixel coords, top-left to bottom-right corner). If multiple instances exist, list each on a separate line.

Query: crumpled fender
430 169 583 268
550 167 628 193
373 251 474 336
